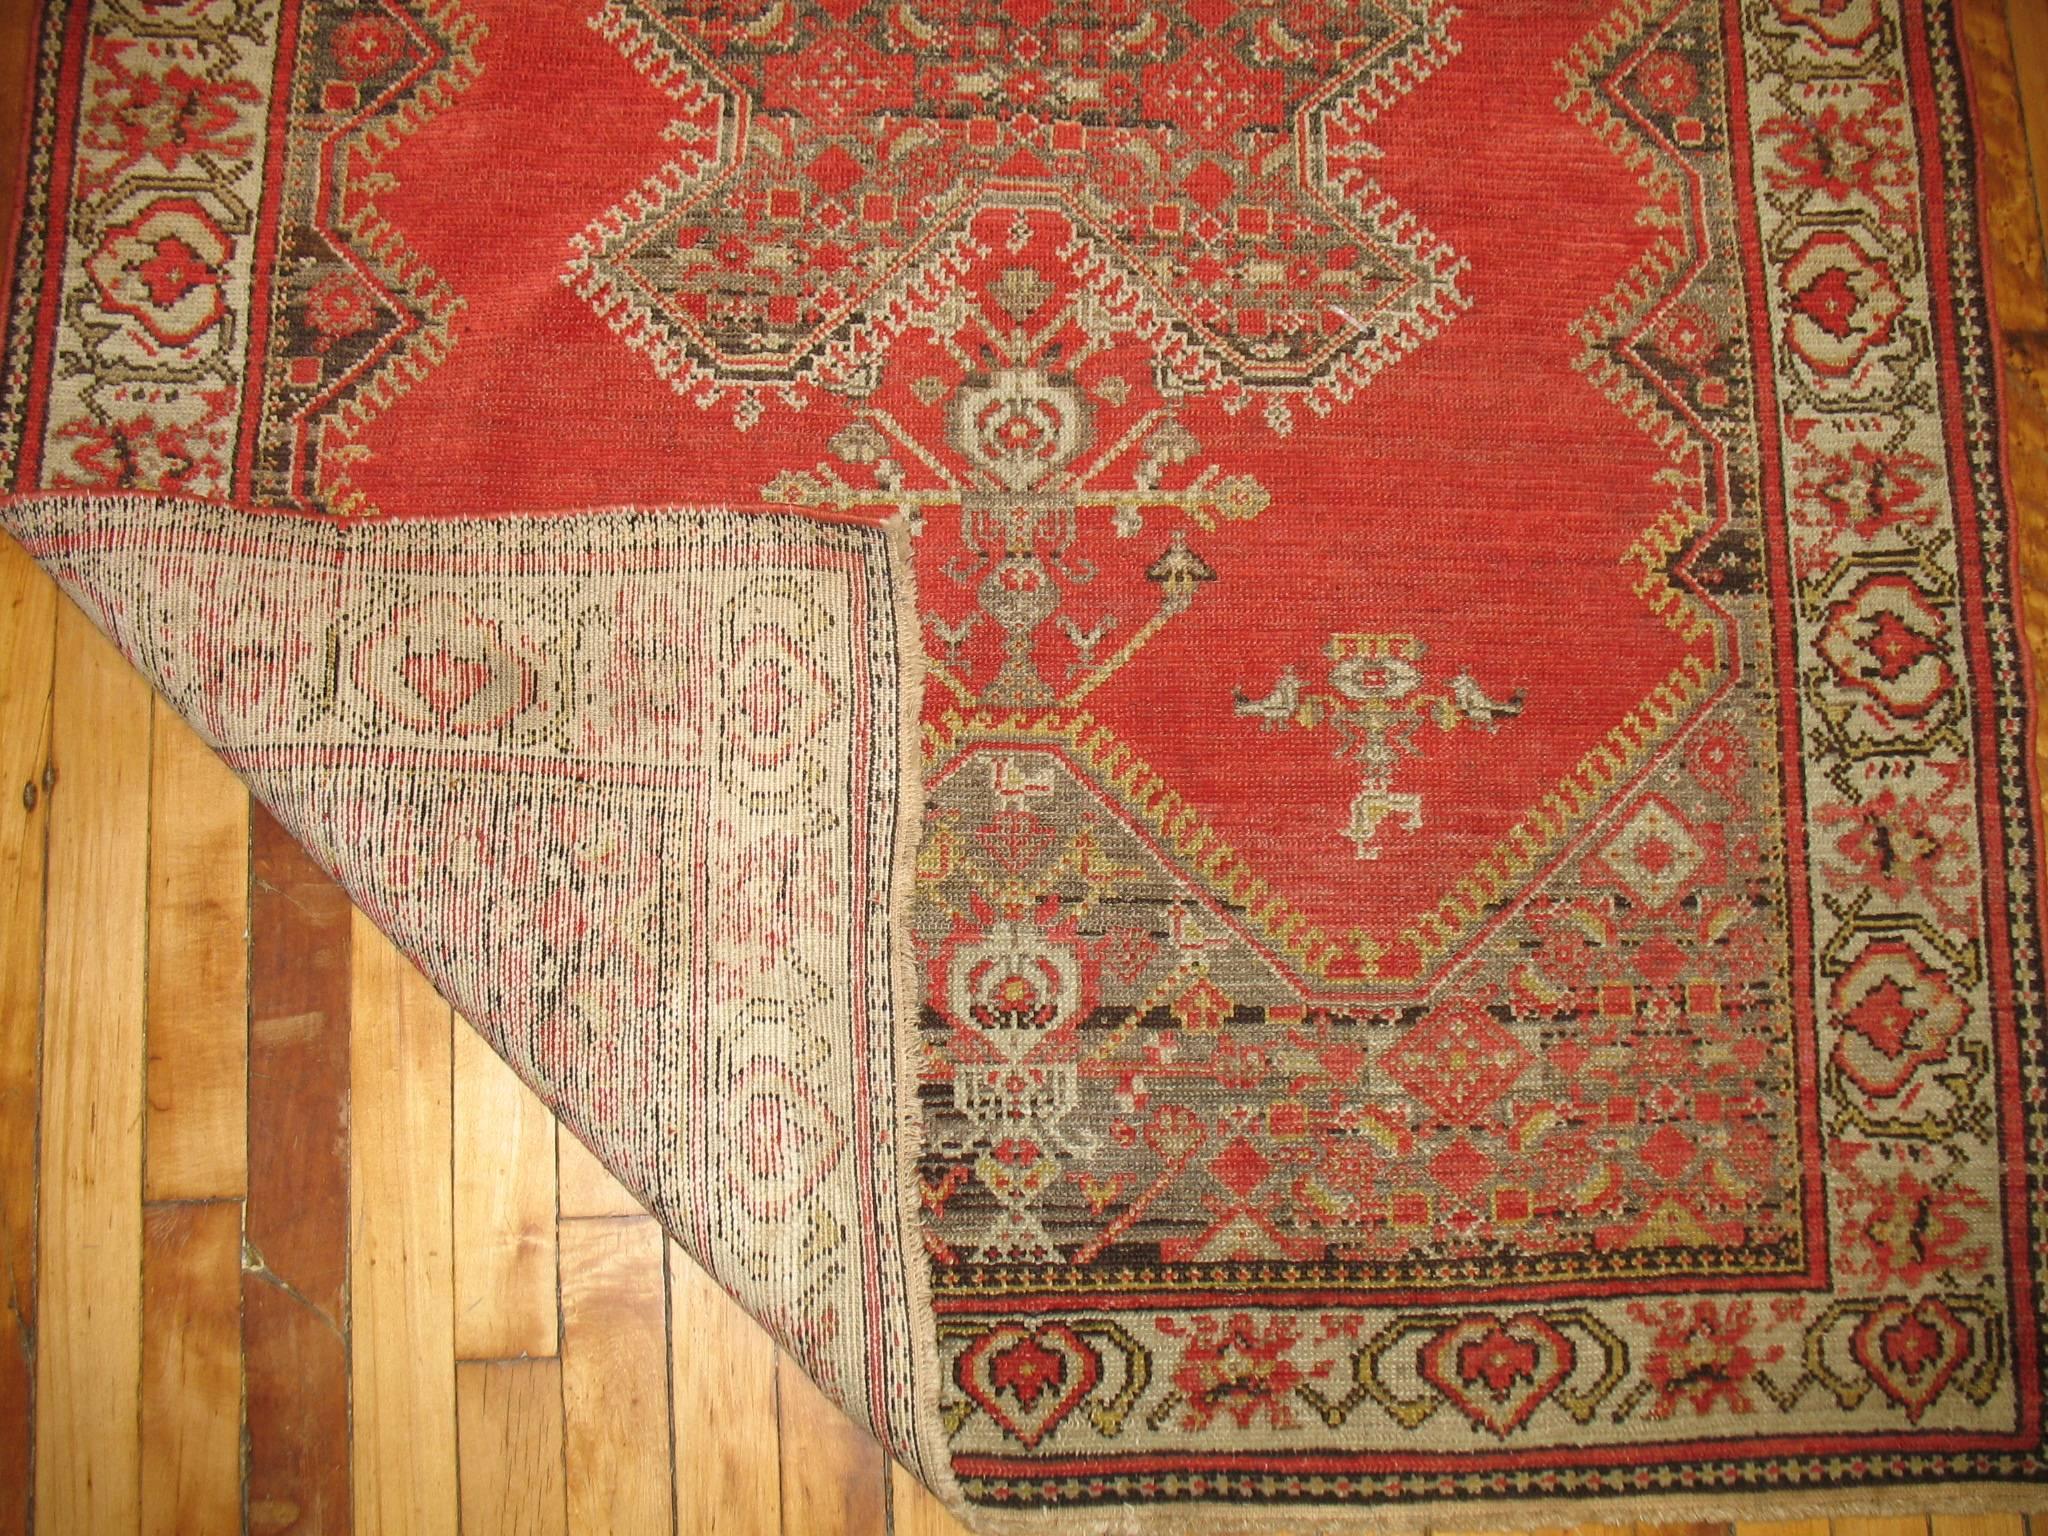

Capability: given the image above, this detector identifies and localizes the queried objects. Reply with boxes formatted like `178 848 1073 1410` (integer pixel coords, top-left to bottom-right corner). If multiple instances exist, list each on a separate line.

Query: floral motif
1780 229 1908 389
1628 1299 1783 1419
1163 1313 1310 1431
1827 940 1966 1101
85 199 233 348
304 271 379 345
1757 83 1918 232
78 38 262 189
1835 1158 1991 1291
330 14 411 78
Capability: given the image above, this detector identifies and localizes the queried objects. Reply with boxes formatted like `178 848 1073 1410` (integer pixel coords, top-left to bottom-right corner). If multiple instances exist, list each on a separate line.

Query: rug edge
960 1480 2048 1536
882 505 971 1513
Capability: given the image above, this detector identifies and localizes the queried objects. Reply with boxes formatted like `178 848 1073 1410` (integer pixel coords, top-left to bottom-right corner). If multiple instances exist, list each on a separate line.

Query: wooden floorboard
455 1359 569 1536
669 1241 780 1536
558 1215 674 1536
1930 1515 2030 1536
0 16 51 1523
776 1350 889 1536
35 605 150 1535
349 919 460 1536
2004 0 2048 263
452 1023 558 1362
139 1199 243 1536
143 703 249 1203
0 1 2046 1534
556 1124 646 1221
1734 1521 1828 1536
0 530 54 1536
890 1462 968 1536
245 808 354 1536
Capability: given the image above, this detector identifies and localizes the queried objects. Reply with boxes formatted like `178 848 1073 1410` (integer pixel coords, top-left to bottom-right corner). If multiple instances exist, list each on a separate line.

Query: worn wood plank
2006 0 2048 262
0 3 53 1518
559 1215 672 1536
1963 0 2048 332
1733 1521 1829 1536
1963 0 2048 724
454 1023 558 1360
556 1124 644 1220
141 1199 243 1536
145 701 249 1201
34 601 150 1535
0 539 55 1536
242 1281 348 1536
456 1358 569 1536
1830 1520 1928 1536
350 915 460 1536
0 0 34 242
888 1462 969 1536
245 805 353 1536
1973 24 2048 1536
669 1242 778 1536
1954 29 2048 1536
1964 22 2048 1536
776 1350 887 1536
1929 1517 2029 1536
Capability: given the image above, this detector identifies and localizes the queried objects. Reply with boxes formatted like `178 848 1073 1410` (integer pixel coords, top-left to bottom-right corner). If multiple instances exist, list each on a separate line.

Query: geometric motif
244 0 484 516
569 0 1468 425
1589 795 1711 912
1378 999 1533 1125
913 744 1815 1290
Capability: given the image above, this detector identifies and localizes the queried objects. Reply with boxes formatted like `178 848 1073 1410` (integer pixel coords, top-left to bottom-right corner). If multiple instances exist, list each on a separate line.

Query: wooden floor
1 0 2047 1532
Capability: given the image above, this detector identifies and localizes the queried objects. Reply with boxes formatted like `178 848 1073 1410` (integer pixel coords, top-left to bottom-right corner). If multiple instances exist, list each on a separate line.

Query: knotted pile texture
3 0 2046 1528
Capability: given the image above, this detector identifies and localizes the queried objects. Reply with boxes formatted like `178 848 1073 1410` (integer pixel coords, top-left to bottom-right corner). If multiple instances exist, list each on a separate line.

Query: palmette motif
0 0 2043 1527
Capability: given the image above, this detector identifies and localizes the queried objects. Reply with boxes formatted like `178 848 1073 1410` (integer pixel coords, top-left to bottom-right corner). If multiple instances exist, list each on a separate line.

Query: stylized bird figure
1233 667 1305 728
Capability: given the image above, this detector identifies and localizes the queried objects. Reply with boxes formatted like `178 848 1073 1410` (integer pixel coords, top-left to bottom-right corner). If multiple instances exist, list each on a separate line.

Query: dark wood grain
245 807 354 1536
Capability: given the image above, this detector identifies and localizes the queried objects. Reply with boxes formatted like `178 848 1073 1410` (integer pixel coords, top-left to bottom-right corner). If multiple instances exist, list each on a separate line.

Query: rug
2 0 2045 1529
